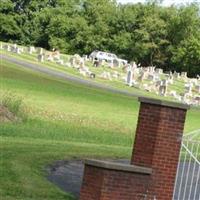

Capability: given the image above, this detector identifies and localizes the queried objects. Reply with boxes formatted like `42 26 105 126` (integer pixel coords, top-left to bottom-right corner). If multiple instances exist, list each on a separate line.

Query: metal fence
173 129 200 200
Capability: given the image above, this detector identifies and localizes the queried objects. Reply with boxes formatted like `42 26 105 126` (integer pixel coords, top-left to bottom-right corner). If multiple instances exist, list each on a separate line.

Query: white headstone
126 70 133 86
28 46 34 54
147 74 156 81
79 59 85 68
83 55 89 61
113 59 120 68
7 45 11 52
15 47 21 54
132 62 137 69
158 79 168 96
181 72 187 78
100 71 112 81
56 59 64 65
193 96 200 105
155 68 163 74
109 60 114 68
195 85 200 93
65 62 72 68
47 55 54 62
169 90 177 97
37 54 44 62
38 48 43 54
112 71 120 79
173 72 180 79
185 83 193 94
138 70 145 82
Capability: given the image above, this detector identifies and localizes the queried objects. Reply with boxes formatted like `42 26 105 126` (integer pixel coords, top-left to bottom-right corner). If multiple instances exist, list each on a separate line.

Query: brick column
79 97 189 200
80 159 152 200
131 97 190 199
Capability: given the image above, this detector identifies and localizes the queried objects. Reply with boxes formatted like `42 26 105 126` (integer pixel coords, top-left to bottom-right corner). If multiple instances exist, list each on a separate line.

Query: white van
89 50 127 65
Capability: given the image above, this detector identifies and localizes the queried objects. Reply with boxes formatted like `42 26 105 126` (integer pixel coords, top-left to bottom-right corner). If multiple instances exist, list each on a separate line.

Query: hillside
1 42 200 106
0 57 200 199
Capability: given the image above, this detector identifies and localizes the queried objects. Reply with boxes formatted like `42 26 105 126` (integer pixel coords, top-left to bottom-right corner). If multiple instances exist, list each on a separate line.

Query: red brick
80 98 189 200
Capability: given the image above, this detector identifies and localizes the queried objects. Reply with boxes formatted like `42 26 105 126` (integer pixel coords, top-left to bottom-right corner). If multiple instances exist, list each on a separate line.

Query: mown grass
1 42 189 99
0 60 135 200
0 59 200 200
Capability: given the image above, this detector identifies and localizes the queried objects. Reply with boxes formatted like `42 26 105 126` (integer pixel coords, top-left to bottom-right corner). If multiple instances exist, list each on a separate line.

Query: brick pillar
80 159 152 200
131 97 190 199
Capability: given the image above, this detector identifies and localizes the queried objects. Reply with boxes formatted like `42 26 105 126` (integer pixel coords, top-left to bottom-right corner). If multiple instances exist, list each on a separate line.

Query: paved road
1 54 141 98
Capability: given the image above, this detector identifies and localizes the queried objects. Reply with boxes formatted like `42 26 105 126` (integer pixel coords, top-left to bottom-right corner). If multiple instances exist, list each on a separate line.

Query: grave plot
1 41 200 106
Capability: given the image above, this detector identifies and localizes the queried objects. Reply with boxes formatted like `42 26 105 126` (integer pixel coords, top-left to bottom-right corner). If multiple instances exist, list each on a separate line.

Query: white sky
117 0 200 6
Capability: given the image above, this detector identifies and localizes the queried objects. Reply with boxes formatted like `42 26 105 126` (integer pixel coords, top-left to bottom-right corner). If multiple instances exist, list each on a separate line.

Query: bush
0 91 27 122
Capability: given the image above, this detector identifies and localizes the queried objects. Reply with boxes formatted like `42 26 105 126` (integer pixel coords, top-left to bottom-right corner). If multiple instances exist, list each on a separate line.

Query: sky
117 0 200 6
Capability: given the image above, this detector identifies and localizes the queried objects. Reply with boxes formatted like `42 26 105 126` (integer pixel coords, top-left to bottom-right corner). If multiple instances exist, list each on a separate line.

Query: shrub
0 91 27 122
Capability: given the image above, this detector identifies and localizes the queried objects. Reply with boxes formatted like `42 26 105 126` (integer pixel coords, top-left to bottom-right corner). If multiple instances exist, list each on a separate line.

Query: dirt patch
0 105 18 123
46 159 128 199
47 160 84 199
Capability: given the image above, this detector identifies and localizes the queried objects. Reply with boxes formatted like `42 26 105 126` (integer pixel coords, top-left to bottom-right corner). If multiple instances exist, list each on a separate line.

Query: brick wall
131 98 189 199
80 165 104 200
79 97 189 200
80 164 151 200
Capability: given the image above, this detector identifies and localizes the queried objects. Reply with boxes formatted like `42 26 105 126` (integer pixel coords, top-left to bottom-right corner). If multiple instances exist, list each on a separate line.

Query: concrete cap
84 159 152 175
139 97 190 110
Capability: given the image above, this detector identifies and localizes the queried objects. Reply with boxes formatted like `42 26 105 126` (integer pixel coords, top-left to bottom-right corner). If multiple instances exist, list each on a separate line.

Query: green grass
0 58 200 200
2 41 191 99
0 60 135 200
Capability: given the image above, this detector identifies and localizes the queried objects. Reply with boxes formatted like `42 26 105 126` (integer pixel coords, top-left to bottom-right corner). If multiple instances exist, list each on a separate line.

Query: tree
0 0 200 76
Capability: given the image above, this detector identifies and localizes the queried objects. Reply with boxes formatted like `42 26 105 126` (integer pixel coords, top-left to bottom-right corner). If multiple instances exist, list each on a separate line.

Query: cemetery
1 41 200 200
1 41 200 107
1 0 200 199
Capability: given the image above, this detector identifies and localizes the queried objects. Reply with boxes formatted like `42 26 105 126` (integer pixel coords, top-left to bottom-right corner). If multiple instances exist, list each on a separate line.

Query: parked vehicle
89 50 127 65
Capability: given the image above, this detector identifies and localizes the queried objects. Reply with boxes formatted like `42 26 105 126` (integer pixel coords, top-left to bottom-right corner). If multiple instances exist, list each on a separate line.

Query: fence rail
173 133 200 200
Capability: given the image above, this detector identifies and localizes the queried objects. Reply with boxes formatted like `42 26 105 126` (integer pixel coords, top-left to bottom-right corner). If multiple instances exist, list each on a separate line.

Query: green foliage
0 14 21 41
0 0 200 76
171 35 200 76
0 91 27 121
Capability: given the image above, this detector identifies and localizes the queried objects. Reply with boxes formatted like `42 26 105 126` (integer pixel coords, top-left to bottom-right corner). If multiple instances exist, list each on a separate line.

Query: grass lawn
2 41 197 100
0 59 200 200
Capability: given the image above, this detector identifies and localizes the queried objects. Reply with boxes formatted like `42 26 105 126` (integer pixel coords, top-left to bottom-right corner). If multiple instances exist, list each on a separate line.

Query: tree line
0 0 200 77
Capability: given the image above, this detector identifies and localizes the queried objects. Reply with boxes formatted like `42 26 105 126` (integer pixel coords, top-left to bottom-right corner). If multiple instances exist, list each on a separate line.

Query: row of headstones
51 53 200 97
126 64 199 87
44 53 96 78
1 42 199 104
0 42 96 79
0 42 90 77
60 55 122 80
1 43 66 65
126 70 169 96
1 43 197 83
0 43 156 81
125 64 200 104
1 42 198 86
66 55 127 80
126 66 189 81
93 58 125 68
1 42 51 60
68 55 123 79
0 42 45 55
1 43 24 54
